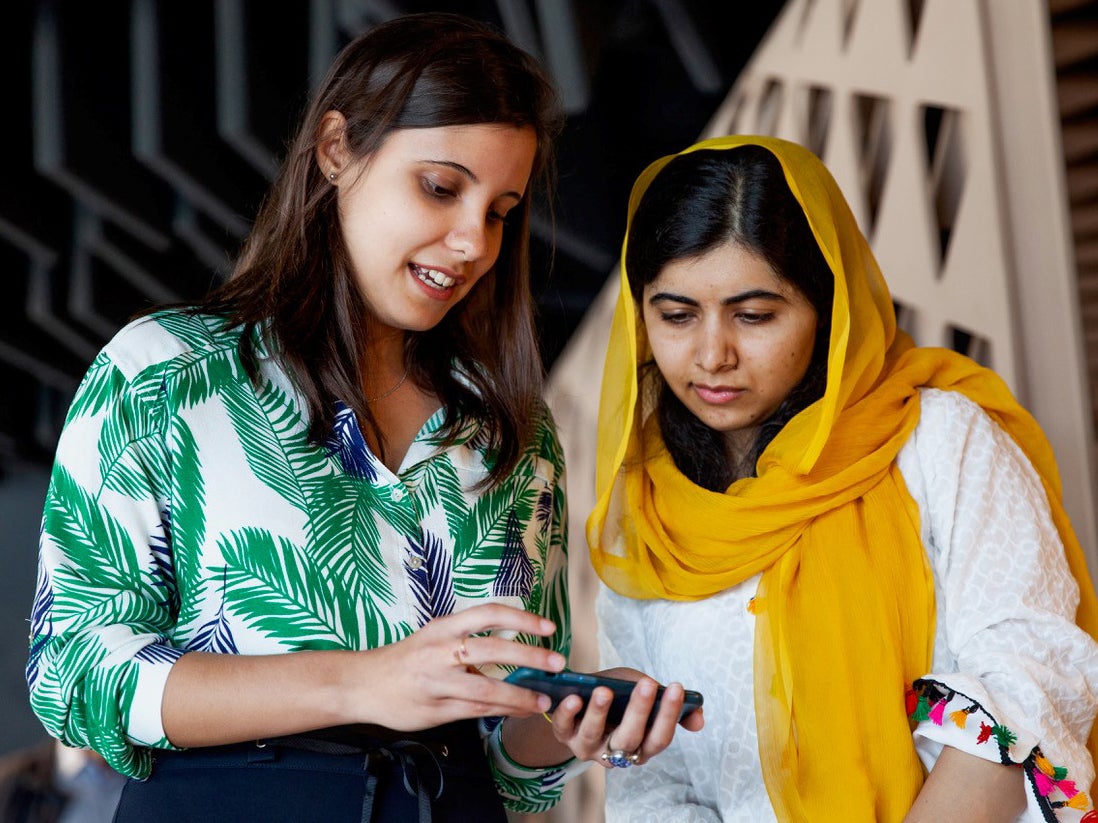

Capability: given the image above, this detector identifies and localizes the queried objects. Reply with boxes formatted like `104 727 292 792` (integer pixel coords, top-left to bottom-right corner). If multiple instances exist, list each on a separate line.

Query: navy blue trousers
112 721 508 823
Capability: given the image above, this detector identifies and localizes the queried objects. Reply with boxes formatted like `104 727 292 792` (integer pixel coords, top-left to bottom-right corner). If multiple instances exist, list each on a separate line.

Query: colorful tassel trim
1033 747 1091 810
908 680 1093 813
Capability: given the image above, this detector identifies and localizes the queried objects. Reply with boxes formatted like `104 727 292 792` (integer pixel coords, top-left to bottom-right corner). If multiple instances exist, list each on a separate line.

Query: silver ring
600 741 641 768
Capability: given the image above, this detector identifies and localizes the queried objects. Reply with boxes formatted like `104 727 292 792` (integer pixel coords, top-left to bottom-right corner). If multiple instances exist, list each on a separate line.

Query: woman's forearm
161 649 370 747
904 745 1026 823
160 605 563 748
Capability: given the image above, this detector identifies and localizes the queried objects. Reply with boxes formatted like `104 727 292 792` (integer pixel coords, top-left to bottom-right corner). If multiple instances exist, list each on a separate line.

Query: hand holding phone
504 667 703 728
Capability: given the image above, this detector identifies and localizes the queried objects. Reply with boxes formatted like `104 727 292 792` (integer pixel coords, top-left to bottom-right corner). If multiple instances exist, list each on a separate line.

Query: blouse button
408 556 424 570
391 487 406 502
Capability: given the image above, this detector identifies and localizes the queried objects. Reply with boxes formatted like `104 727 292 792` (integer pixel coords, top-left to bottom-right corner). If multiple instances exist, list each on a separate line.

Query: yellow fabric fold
587 134 1098 821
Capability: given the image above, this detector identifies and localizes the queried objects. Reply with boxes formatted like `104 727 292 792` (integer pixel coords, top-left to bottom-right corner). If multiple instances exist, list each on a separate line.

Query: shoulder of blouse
99 309 246 383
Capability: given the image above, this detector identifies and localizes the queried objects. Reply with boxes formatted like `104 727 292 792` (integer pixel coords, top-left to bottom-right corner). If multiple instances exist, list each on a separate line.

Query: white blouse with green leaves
27 310 575 814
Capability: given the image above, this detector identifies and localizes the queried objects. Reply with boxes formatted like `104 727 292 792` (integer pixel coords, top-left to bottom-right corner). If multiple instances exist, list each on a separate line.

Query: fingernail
595 692 611 707
540 619 555 633
537 695 551 711
547 653 565 670
637 681 655 697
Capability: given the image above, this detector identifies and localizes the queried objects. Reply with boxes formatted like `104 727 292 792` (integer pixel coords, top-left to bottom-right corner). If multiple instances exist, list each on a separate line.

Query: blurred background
3 1 1098 821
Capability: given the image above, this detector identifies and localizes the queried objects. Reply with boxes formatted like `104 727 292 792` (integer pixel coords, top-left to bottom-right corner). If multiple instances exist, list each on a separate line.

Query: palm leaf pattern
64 353 119 423
220 526 356 650
166 418 207 630
493 510 536 599
44 468 165 618
148 510 176 612
220 377 330 512
453 475 538 599
26 562 54 688
165 340 247 410
406 531 456 627
406 451 469 544
325 401 377 481
188 571 239 654
97 395 168 502
27 310 572 811
309 477 397 607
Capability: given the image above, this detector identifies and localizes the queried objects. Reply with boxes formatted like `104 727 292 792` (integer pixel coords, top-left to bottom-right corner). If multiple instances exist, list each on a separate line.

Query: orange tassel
949 709 968 729
1068 793 1091 811
1035 754 1055 777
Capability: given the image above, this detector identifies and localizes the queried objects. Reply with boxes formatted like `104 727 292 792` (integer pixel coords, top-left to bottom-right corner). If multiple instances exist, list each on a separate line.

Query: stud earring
329 171 337 181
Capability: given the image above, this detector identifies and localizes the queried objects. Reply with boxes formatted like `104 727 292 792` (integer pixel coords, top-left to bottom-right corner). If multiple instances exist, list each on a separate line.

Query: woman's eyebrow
647 288 786 306
421 159 523 202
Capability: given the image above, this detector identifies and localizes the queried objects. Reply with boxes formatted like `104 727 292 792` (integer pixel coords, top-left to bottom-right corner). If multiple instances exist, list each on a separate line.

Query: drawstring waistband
255 733 444 823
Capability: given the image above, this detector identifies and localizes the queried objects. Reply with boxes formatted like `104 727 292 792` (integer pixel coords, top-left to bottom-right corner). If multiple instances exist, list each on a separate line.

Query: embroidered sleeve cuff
909 679 1094 820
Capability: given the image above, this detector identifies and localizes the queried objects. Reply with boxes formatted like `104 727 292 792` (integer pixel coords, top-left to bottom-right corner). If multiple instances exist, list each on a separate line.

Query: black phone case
503 667 703 727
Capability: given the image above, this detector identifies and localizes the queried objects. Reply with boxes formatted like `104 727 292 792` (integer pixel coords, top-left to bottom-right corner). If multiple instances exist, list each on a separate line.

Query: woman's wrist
499 714 575 769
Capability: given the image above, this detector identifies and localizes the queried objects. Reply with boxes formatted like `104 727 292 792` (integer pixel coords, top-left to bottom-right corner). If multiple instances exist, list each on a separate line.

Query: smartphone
504 667 703 727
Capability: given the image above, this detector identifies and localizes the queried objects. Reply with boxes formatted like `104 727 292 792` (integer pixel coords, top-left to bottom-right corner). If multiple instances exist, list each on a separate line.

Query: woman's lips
693 384 743 404
409 262 459 300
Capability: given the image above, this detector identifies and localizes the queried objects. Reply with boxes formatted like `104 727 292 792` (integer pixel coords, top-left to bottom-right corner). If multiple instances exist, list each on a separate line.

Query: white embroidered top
598 388 1098 822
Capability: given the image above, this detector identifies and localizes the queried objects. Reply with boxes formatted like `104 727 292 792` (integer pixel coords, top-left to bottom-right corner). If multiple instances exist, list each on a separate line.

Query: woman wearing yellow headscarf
587 135 1098 822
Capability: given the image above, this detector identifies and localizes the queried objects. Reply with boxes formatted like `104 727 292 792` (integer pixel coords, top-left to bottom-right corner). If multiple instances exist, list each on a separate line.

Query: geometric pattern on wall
703 0 1098 565
712 0 1017 377
546 0 1098 587
3 0 779 474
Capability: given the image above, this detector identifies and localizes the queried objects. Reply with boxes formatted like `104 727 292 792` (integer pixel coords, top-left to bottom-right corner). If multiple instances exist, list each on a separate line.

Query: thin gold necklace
367 367 409 403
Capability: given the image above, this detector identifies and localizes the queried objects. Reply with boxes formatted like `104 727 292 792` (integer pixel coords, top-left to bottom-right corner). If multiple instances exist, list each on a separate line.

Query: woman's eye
659 312 693 325
422 178 455 199
487 209 506 224
738 312 775 324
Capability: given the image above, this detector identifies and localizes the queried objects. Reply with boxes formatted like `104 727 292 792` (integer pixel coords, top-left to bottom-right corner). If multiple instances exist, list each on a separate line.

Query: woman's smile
333 123 537 333
409 262 462 299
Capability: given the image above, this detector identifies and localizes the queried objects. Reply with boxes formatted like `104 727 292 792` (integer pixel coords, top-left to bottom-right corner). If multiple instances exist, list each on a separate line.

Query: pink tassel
1034 771 1055 797
928 699 946 726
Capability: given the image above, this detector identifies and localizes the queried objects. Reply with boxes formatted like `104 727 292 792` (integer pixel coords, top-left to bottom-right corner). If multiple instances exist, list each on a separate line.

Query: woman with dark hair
588 135 1098 821
27 13 690 821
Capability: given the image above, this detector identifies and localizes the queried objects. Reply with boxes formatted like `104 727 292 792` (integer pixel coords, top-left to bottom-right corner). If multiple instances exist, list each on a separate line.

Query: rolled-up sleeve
28 353 183 779
902 389 1098 820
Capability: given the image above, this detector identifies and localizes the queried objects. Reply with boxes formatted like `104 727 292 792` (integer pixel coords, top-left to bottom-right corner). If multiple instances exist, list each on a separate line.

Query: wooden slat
1050 0 1096 16
1058 73 1098 119
1062 120 1098 165
1051 22 1098 69
1067 164 1098 203
1072 201 1098 237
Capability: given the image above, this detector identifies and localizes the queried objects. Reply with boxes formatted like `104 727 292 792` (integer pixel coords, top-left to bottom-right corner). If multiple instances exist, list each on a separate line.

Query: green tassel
991 724 1017 748
913 697 931 722
1053 766 1068 782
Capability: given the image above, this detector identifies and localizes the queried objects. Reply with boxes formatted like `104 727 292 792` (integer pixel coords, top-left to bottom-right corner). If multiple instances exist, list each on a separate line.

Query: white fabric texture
597 388 1098 822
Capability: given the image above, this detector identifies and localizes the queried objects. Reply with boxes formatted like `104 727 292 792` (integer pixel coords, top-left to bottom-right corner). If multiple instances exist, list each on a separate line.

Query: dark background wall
0 0 784 754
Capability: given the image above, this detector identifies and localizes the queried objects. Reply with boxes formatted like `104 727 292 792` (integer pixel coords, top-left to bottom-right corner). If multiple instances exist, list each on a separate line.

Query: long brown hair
197 12 563 483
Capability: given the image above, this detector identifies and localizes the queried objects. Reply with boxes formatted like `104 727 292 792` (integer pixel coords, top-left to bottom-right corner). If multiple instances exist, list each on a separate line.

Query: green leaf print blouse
27 310 576 814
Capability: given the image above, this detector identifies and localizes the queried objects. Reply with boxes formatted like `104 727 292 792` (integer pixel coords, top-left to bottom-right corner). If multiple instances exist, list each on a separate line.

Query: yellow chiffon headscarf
587 135 1098 821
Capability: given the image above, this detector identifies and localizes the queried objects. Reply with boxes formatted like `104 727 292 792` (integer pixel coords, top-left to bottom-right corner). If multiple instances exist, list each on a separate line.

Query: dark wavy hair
625 146 834 491
194 13 563 484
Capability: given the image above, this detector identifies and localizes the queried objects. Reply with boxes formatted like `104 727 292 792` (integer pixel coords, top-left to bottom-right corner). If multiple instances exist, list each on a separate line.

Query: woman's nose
447 217 489 263
696 328 736 372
